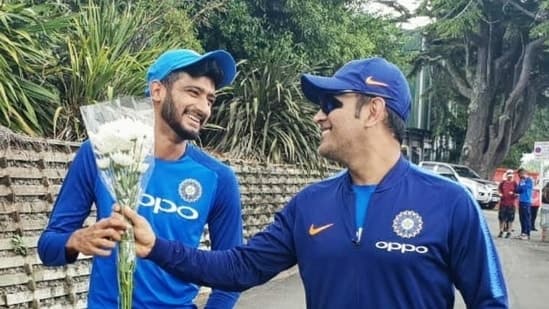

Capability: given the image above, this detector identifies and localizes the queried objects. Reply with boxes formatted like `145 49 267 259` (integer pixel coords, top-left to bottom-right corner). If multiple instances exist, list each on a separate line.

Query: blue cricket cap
145 49 236 96
301 57 412 121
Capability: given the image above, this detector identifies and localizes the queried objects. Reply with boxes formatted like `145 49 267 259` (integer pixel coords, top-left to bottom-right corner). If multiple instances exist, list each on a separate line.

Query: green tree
52 0 201 140
190 0 406 67
0 0 202 139
0 1 65 136
192 0 406 167
426 73 469 162
416 0 549 177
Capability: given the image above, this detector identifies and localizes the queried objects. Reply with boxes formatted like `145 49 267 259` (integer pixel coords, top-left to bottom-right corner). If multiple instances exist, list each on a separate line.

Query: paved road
227 209 549 309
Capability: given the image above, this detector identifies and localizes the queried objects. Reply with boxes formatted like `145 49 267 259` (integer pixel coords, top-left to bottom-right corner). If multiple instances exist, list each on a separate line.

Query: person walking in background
543 181 549 204
531 180 541 231
516 168 534 240
498 170 517 238
37 49 244 308
113 57 508 308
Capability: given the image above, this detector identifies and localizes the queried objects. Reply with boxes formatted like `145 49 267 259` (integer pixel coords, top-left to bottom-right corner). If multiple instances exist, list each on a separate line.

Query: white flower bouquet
80 97 154 309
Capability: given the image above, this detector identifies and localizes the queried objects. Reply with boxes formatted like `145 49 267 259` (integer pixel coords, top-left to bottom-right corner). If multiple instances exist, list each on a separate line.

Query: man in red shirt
498 169 518 238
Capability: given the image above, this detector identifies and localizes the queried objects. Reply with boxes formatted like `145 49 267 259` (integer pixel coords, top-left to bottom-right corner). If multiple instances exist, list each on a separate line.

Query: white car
418 161 501 209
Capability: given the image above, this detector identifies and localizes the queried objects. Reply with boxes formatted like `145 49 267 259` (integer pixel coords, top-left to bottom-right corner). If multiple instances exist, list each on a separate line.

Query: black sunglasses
319 94 344 115
319 90 370 115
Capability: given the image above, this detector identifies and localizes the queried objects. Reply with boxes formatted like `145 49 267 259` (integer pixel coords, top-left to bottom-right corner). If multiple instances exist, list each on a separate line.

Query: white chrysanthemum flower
81 104 154 309
93 119 139 153
110 152 133 167
91 130 122 154
110 118 146 142
97 157 110 169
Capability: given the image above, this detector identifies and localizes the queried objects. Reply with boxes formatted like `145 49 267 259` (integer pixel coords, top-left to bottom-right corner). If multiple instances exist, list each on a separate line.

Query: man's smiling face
160 72 216 141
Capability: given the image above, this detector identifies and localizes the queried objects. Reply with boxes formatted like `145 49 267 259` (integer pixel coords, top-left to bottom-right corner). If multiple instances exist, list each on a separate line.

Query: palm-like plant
0 1 62 136
54 0 201 140
203 51 328 170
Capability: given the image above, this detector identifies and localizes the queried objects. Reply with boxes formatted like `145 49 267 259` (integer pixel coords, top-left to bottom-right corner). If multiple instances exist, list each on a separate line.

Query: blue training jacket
38 141 243 308
517 177 533 204
146 157 508 309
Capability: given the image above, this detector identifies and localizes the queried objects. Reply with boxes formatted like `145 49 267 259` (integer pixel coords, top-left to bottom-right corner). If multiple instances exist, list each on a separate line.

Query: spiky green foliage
53 0 201 140
0 1 64 136
190 0 406 168
203 51 327 170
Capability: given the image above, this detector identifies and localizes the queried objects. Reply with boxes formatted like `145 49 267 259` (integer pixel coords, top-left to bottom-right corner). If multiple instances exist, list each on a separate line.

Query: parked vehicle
418 161 501 209
439 172 459 182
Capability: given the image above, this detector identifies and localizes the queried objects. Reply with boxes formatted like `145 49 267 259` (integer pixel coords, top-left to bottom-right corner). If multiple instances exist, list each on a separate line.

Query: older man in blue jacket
113 57 508 308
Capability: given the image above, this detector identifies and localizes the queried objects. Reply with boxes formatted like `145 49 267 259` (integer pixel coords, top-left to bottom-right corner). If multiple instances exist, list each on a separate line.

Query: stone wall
0 133 328 308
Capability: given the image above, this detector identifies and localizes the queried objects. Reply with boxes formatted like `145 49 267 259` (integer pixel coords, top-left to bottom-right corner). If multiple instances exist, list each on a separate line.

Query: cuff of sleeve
146 237 172 265
205 290 239 309
59 232 77 264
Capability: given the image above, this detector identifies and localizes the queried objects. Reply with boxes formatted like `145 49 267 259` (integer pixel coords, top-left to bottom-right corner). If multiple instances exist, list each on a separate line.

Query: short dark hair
161 59 223 89
355 95 406 144
517 168 526 173
385 108 406 144
355 95 373 118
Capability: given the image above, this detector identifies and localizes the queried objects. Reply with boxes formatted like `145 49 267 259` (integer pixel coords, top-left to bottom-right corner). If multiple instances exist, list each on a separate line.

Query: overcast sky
365 0 430 29
396 0 422 10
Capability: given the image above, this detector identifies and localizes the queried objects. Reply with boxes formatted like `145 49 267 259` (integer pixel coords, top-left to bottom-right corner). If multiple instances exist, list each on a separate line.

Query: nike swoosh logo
309 223 334 236
365 76 388 87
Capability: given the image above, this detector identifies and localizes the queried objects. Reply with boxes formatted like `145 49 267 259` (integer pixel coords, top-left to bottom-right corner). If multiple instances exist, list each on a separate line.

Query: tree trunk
459 21 494 177
460 34 546 178
420 0 549 178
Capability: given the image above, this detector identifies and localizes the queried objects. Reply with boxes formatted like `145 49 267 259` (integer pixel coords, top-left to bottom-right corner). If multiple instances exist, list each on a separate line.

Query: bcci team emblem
178 179 202 203
392 210 423 239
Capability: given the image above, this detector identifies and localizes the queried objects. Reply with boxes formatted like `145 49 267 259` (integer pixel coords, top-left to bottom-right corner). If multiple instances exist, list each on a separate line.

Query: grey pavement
235 272 306 309
199 210 549 308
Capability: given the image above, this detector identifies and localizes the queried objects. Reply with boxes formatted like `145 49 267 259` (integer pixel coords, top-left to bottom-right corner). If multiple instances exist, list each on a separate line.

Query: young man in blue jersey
516 168 534 240
113 57 508 308
37 49 244 308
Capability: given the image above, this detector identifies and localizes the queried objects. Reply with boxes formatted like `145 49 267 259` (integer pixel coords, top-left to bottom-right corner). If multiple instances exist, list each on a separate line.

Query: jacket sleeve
203 167 244 308
526 178 533 191
37 141 96 266
146 198 299 292
449 192 508 308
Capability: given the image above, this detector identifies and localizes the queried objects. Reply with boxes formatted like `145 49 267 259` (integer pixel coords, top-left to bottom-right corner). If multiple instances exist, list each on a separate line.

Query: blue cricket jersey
147 157 508 308
38 141 243 308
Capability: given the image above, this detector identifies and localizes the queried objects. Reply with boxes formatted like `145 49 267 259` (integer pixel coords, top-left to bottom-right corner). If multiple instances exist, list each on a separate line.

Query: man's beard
161 93 200 141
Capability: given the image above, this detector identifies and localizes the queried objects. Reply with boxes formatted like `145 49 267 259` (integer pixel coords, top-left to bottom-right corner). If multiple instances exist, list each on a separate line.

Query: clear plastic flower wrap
80 97 154 309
